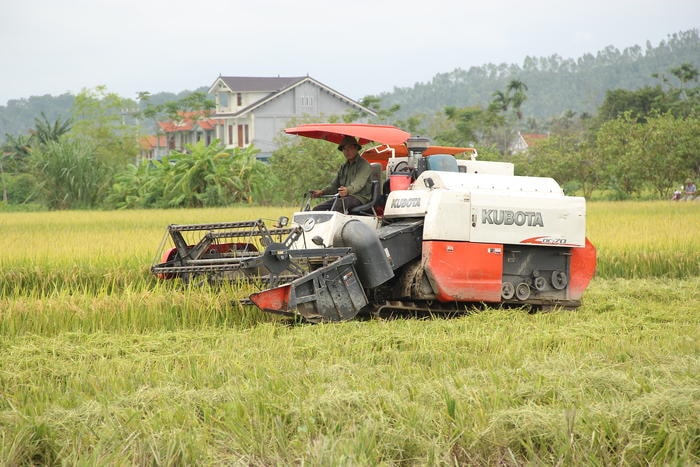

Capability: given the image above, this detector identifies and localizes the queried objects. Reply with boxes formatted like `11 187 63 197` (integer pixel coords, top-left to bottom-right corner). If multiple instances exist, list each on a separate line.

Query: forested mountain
1 29 698 142
0 93 76 142
0 88 208 143
379 29 700 120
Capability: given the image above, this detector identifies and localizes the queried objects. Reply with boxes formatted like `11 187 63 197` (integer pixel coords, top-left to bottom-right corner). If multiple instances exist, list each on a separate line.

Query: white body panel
383 190 432 218
422 190 472 241
386 157 514 177
468 193 586 247
384 170 586 248
290 211 380 249
457 160 514 175
415 171 564 196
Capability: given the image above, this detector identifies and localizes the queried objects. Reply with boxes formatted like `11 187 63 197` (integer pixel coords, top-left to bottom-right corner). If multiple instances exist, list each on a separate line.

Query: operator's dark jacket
320 157 373 204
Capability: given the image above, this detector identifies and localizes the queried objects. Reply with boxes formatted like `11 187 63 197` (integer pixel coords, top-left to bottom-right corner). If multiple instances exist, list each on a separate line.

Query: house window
219 92 228 108
237 124 249 147
237 93 242 106
228 125 234 145
300 96 313 108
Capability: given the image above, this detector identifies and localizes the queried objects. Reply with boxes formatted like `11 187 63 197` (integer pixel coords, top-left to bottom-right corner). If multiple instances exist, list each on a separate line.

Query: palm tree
670 63 699 99
33 112 72 146
490 90 510 113
489 80 529 154
506 80 529 120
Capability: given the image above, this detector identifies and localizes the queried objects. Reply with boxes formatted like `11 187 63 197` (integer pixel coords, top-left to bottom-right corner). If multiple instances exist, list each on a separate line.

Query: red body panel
423 241 503 303
156 248 179 279
389 174 412 191
249 284 292 312
568 237 597 300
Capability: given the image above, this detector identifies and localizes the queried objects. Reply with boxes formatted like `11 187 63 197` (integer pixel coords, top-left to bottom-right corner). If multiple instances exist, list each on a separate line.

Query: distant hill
0 88 209 143
1 29 698 142
379 29 700 120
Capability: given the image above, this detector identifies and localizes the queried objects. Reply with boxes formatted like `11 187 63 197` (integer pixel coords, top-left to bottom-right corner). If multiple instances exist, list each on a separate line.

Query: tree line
2 29 698 143
411 64 700 201
1 63 698 210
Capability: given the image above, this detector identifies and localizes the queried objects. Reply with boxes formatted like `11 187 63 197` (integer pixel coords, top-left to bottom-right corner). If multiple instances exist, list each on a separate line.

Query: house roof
521 133 548 147
209 75 376 119
157 111 221 133
139 135 168 150
213 76 307 93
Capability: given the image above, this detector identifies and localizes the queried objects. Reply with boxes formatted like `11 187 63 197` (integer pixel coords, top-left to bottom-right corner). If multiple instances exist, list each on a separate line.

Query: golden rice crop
1 200 696 336
2 200 697 298
587 201 700 278
1 206 291 296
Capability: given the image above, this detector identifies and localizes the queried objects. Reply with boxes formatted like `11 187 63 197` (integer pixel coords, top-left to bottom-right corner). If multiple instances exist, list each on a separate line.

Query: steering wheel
391 160 410 174
301 191 313 211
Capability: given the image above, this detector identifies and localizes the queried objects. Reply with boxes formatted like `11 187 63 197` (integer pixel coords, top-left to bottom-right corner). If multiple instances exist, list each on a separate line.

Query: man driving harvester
310 135 373 212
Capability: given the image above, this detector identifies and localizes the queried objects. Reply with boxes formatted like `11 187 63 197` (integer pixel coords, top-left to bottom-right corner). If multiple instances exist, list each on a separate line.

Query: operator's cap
338 135 361 151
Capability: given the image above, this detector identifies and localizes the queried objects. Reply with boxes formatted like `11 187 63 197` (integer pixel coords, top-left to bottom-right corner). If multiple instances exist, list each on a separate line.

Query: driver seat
350 163 383 216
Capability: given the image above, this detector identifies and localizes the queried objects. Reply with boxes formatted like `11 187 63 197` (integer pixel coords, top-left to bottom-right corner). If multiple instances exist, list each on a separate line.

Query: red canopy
284 123 410 146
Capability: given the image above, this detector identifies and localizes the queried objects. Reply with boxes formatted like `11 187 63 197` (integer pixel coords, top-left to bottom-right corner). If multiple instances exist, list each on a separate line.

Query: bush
2 173 41 205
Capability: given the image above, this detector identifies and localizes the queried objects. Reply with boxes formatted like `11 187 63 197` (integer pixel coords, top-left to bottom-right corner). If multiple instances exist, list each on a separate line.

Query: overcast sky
1 0 698 106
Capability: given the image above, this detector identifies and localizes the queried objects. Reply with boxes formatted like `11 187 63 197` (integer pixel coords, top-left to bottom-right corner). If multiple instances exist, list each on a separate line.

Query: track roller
501 282 515 300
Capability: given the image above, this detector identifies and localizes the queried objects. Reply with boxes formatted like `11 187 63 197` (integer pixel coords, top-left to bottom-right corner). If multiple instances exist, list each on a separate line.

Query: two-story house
209 75 376 160
144 75 376 161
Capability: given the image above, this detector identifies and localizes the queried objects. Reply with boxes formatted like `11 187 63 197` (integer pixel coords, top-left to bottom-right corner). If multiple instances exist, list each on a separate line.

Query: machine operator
310 135 373 212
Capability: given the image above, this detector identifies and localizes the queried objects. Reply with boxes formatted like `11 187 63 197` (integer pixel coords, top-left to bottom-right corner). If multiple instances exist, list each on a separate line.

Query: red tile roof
158 111 220 133
521 133 548 147
140 135 168 150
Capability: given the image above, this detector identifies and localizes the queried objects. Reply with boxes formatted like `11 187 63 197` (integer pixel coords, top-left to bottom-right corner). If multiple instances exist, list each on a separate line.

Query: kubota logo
481 209 544 227
390 197 421 208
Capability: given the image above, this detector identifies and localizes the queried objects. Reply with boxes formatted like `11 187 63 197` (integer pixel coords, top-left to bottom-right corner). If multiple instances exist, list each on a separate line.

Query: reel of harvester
151 218 303 287
150 217 360 307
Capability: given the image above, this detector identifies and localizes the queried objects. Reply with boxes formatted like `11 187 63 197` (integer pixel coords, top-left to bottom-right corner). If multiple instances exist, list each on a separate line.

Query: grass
0 202 699 465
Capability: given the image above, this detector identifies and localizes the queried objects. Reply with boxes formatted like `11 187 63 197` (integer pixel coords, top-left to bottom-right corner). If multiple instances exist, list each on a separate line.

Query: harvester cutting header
151 123 596 322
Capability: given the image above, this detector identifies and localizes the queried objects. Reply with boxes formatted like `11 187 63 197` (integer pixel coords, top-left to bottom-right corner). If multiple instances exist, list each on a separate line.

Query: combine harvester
151 123 596 322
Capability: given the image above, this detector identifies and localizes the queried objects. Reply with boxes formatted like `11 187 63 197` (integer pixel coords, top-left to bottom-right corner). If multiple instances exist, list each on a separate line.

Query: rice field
0 201 698 465
587 201 700 278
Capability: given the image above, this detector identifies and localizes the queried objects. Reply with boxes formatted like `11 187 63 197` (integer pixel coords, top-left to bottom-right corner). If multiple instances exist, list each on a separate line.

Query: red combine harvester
151 123 596 322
